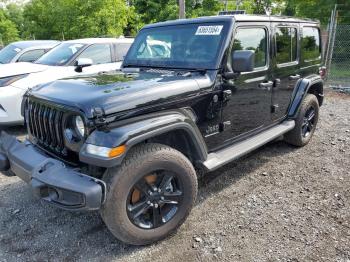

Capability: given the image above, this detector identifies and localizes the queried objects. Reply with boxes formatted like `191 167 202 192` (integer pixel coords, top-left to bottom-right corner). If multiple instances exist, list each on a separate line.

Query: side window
77 44 112 64
302 27 321 61
116 43 132 61
17 49 46 62
233 27 268 68
275 27 298 64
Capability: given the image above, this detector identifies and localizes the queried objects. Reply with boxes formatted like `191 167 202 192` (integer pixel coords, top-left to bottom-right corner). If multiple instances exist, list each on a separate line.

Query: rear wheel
284 94 319 147
100 143 197 245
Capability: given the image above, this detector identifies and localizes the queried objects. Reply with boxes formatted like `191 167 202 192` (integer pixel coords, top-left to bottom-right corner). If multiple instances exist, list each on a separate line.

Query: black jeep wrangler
0 15 324 245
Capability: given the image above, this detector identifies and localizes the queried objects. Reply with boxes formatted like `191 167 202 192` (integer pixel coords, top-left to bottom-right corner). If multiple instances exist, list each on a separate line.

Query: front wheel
100 143 198 245
284 94 319 147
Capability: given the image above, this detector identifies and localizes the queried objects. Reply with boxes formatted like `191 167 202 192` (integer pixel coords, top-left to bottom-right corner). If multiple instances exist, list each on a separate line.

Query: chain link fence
327 25 350 88
325 5 350 89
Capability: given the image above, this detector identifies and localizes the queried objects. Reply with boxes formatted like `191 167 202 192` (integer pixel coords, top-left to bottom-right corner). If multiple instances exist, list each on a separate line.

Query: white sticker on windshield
195 25 223 35
14 48 21 53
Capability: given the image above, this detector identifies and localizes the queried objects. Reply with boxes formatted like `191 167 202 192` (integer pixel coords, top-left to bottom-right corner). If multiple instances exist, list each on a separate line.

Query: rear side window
78 44 112 64
302 27 321 61
233 27 267 68
275 27 298 64
116 43 132 61
17 49 46 62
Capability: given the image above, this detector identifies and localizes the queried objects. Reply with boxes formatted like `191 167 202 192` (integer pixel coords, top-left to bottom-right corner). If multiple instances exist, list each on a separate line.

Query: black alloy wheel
100 143 198 245
301 106 316 138
127 171 184 229
284 94 319 147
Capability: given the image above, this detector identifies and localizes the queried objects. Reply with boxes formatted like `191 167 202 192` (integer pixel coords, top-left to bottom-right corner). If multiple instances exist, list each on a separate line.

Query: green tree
132 0 223 24
0 8 20 45
4 3 24 36
271 0 350 27
23 0 135 40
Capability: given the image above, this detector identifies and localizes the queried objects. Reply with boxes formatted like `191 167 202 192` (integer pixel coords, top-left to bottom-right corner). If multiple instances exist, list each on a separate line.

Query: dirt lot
0 90 349 262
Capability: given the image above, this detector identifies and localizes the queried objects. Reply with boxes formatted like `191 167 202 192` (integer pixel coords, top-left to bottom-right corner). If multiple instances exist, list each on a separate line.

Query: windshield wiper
123 64 208 76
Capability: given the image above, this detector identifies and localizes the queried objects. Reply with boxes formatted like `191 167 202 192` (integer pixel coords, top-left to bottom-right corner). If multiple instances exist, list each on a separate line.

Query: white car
0 40 60 64
0 37 134 125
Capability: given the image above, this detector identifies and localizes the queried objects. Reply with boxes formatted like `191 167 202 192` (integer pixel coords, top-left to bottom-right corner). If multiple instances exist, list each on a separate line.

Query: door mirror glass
232 50 255 72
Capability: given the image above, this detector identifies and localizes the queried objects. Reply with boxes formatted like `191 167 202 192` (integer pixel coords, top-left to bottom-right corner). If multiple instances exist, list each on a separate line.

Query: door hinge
271 104 279 113
222 89 232 102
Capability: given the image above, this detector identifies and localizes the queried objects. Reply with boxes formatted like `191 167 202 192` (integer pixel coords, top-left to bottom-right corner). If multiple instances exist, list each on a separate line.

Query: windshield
123 22 229 70
35 42 85 66
0 44 22 64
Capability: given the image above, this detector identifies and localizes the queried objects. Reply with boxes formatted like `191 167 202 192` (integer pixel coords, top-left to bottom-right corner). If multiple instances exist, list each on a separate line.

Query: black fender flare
287 75 324 118
79 110 208 168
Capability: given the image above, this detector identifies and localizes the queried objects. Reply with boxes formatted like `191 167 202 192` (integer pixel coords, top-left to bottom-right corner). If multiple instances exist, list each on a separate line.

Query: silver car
0 40 60 64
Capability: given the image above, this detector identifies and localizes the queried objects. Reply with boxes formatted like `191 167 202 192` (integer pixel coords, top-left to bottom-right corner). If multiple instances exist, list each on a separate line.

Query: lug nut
160 196 164 200
147 200 151 205
150 203 154 207
158 189 162 193
154 203 159 208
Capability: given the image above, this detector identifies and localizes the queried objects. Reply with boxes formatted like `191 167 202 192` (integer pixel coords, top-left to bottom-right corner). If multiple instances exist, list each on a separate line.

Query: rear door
271 22 300 122
218 22 273 147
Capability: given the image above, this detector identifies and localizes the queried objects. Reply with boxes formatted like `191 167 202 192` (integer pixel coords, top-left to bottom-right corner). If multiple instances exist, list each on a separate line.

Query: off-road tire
100 143 198 245
284 94 319 147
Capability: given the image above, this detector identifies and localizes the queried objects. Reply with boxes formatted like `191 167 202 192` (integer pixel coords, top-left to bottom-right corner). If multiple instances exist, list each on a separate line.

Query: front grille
26 99 66 156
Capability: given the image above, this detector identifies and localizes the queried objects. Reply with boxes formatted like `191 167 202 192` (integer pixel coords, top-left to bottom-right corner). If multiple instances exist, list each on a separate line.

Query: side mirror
232 50 255 73
75 58 93 72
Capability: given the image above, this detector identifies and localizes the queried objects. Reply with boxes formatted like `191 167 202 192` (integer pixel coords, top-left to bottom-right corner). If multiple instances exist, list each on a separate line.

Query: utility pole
179 0 185 19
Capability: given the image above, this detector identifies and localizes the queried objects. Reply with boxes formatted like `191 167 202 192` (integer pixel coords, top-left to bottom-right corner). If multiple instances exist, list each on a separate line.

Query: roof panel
11 40 60 49
143 14 319 29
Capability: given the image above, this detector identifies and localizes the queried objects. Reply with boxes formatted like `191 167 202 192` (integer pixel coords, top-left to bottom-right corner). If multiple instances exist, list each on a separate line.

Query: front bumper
0 132 106 211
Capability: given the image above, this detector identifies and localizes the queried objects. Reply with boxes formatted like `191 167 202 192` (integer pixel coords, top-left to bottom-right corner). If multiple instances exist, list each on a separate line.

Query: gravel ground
0 90 349 262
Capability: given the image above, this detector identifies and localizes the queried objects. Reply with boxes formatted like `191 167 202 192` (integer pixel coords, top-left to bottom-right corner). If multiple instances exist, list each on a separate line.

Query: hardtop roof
143 14 319 29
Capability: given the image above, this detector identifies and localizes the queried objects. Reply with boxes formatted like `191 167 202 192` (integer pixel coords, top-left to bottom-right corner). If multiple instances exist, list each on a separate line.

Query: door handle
289 74 301 80
259 81 273 89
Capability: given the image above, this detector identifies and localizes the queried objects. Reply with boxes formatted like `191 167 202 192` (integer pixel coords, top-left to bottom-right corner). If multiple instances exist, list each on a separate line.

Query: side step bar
203 120 295 171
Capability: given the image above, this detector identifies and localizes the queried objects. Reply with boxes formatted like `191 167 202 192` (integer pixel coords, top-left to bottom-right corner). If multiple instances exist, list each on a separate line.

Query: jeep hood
0 62 48 78
30 70 213 118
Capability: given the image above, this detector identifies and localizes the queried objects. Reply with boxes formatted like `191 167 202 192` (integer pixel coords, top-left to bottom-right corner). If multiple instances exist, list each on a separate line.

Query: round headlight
75 116 85 137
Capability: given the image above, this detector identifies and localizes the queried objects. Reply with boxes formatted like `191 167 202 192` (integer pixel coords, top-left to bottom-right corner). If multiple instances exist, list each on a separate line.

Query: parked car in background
0 40 60 64
0 37 134 125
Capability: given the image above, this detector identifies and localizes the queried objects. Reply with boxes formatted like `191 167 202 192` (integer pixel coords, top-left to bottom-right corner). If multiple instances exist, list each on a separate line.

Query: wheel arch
288 75 324 118
307 81 324 106
80 110 208 168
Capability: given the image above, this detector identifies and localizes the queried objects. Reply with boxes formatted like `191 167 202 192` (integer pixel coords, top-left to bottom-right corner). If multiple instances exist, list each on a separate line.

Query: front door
218 23 273 148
